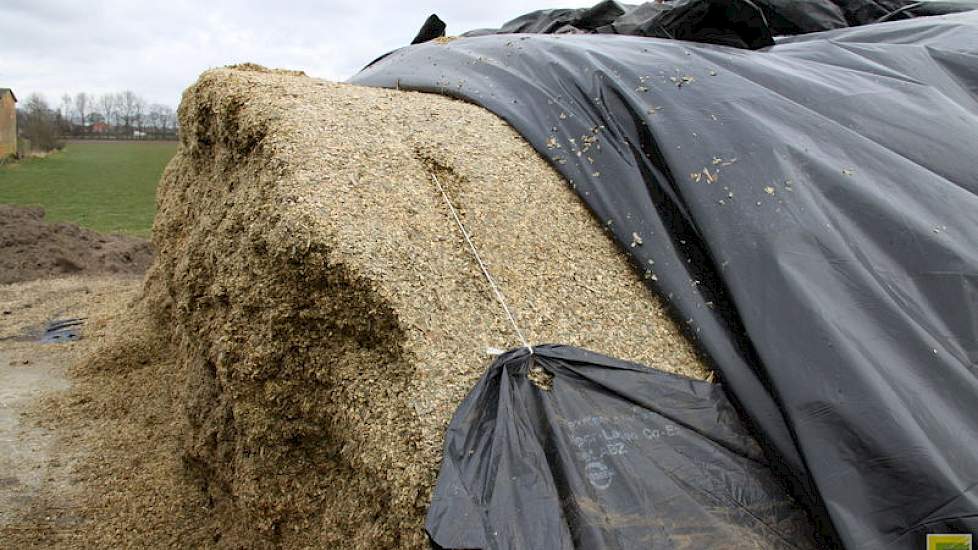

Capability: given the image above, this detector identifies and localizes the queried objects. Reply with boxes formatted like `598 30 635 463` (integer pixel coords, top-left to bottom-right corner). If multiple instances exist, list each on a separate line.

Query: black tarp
412 14 447 45
353 11 978 549
461 0 775 50
457 0 978 47
427 345 818 549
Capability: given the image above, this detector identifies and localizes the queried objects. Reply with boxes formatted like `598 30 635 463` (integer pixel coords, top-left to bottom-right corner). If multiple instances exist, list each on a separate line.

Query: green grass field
0 141 177 237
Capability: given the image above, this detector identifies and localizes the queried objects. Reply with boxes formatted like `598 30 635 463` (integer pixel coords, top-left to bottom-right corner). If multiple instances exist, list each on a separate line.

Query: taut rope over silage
430 173 533 355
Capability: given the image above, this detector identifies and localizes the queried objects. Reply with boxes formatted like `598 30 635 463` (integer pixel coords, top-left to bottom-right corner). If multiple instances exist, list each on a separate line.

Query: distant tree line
17 91 179 153
58 91 178 140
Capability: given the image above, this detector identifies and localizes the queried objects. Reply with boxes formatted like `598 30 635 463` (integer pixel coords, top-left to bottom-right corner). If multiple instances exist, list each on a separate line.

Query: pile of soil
0 205 153 285
144 64 712 548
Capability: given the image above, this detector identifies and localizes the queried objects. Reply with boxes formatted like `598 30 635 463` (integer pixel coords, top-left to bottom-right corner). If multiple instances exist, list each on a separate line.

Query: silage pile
147 64 710 548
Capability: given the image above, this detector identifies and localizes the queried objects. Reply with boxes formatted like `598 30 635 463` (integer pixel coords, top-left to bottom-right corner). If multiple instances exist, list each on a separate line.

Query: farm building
0 88 16 157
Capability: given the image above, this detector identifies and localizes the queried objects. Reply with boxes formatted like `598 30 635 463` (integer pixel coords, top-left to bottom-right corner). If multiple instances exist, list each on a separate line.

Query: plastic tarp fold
427 345 818 550
455 0 978 47
353 12 978 550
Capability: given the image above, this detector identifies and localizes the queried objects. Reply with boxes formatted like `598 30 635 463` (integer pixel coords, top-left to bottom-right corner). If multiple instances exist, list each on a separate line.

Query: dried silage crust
147 64 709 548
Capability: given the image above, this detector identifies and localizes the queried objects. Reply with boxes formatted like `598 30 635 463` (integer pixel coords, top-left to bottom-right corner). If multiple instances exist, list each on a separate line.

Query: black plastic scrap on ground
40 318 85 343
353 4 978 549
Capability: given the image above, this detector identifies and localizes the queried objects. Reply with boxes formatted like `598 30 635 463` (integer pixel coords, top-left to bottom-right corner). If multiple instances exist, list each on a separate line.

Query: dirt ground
0 276 221 549
0 348 70 539
0 276 131 547
0 205 153 285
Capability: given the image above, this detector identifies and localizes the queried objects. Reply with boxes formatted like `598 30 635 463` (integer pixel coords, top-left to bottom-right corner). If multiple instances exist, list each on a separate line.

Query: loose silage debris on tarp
427 344 818 550
354 11 978 550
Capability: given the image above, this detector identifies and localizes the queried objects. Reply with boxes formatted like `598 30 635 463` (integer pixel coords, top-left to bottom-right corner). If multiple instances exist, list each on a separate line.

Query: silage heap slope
353 12 978 549
148 64 708 548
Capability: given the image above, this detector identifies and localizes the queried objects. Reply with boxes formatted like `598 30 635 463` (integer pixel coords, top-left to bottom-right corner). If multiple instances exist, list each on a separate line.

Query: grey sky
1 1 595 108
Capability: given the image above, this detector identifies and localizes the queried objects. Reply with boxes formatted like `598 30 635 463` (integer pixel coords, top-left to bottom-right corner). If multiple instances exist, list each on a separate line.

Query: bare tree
21 93 64 151
143 103 178 138
147 103 165 134
118 90 139 133
74 92 89 133
98 93 116 132
161 105 177 135
133 96 146 133
113 92 126 127
25 93 51 118
60 93 73 128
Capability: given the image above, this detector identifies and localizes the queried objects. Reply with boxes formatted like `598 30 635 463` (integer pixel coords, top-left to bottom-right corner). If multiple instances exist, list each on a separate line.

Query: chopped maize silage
147 63 711 548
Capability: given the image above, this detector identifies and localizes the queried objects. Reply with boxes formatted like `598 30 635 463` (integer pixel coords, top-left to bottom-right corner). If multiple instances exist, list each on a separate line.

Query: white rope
431 173 533 354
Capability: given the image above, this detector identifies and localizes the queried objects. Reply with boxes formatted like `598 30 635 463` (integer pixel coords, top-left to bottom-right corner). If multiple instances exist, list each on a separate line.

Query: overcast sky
1 0 596 108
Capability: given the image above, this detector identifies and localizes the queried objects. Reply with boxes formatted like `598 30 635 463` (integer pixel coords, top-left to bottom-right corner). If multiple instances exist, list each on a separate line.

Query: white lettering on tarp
562 410 682 491
606 442 626 456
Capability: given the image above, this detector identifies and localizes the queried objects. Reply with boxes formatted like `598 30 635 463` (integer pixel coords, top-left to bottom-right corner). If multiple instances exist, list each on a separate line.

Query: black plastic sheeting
455 0 978 48
462 0 776 50
353 12 978 549
428 345 818 550
39 318 85 344
412 14 447 45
